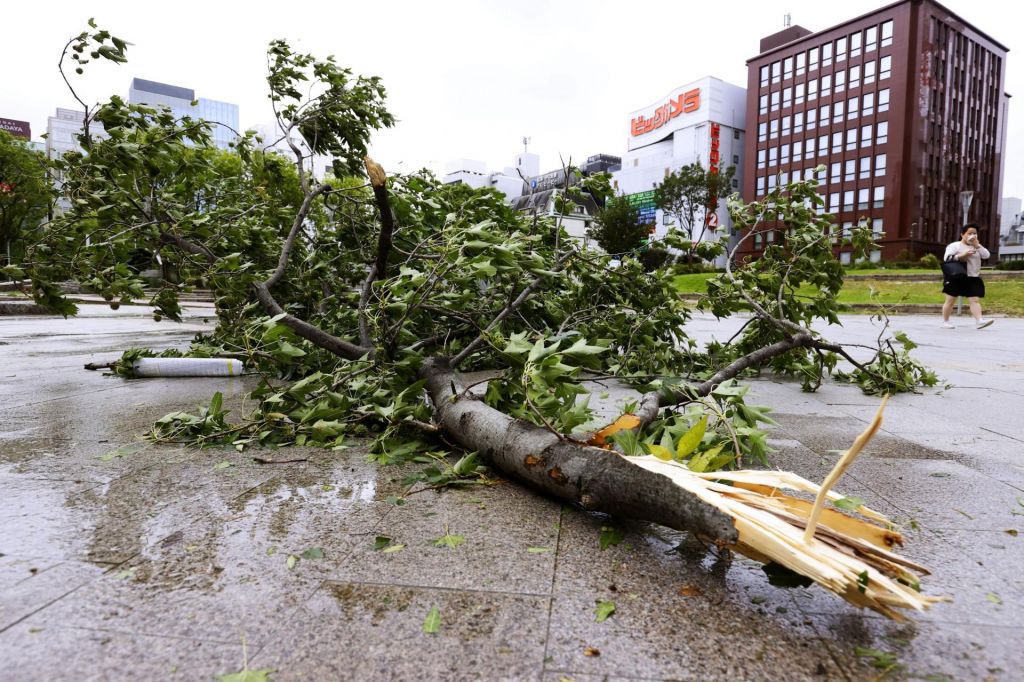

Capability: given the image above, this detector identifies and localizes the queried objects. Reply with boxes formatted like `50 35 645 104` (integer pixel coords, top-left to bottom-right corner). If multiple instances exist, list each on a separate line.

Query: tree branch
253 281 371 361
364 156 396 282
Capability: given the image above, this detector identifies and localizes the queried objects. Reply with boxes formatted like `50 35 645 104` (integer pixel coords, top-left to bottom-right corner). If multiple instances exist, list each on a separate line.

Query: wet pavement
1 307 1022 681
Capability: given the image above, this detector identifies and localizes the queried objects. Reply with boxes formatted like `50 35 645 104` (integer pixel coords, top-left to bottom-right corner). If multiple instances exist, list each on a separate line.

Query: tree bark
420 356 739 545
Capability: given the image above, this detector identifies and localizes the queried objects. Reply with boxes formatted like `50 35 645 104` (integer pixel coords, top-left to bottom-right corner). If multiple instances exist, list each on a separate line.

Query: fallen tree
14 22 941 619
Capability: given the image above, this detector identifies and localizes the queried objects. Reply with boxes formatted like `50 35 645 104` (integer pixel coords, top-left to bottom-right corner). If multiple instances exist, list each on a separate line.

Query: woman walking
942 223 993 329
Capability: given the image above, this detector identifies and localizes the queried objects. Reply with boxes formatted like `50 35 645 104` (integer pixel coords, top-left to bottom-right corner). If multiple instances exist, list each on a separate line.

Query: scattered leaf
832 496 866 512
433 533 465 549
373 536 393 551
216 669 276 682
527 547 552 553
1003 529 1018 537
953 509 974 520
750 595 767 605
854 647 900 670
595 600 616 622
98 444 142 461
213 460 234 471
301 547 324 560
266 546 278 556
986 592 1002 605
583 647 601 657
679 584 702 597
382 544 405 554
286 554 299 570
929 472 951 478
599 526 623 551
422 606 441 633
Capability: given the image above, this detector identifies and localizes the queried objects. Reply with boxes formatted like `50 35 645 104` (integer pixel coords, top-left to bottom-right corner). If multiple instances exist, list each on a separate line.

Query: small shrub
995 259 1024 270
919 253 940 269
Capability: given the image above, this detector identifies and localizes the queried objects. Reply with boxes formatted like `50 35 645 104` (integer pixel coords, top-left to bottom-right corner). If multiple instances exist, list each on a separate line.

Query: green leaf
422 606 441 633
373 536 393 551
675 415 707 458
433 533 465 549
595 600 616 622
599 526 623 550
300 547 325 560
382 544 405 554
286 554 299 570
216 669 276 682
854 647 900 670
527 546 552 554
986 592 1003 605
832 496 866 512
213 460 234 470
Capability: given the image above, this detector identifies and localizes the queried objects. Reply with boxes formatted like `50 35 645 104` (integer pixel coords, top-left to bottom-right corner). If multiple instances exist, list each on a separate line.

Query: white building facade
612 77 747 261
128 78 239 149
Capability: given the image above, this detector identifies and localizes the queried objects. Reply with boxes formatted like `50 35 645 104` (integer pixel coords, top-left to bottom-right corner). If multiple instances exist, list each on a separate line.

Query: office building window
866 26 878 52
832 131 843 153
795 83 805 105
821 73 832 96
781 115 791 136
758 121 767 141
846 128 858 151
760 65 770 86
757 176 766 194
783 87 792 108
875 153 887 176
878 88 890 112
858 188 869 209
769 146 778 166
872 218 884 237
880 55 892 80
771 91 780 111
836 36 847 62
861 123 873 147
793 140 803 162
759 94 768 114
755 232 763 249
843 190 854 210
806 108 817 129
816 165 826 182
859 156 871 180
767 174 777 191
794 111 804 133
770 118 779 139
830 162 841 184
818 134 828 156
808 46 819 71
845 159 856 181
830 192 840 213
779 171 789 185
850 32 862 58
772 60 781 83
835 70 846 93
849 65 861 89
877 121 888 144
864 60 877 84
757 149 766 169
806 137 816 157
848 95 859 120
873 186 884 208
833 101 845 123
796 52 806 76
822 42 833 67
820 103 830 122
881 20 893 47
781 143 790 164
862 92 875 116
784 56 794 80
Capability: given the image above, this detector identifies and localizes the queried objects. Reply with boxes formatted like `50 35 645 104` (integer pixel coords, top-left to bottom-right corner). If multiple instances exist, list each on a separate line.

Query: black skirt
942 275 985 298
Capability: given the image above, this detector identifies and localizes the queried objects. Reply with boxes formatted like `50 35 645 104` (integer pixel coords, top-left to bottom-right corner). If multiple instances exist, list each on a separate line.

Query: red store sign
630 88 700 137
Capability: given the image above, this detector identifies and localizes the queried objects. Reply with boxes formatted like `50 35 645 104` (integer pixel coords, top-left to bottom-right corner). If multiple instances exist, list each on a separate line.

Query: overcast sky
3 0 1020 200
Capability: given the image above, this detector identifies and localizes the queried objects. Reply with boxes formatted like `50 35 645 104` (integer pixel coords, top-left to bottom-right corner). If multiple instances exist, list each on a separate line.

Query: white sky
3 0 1020 200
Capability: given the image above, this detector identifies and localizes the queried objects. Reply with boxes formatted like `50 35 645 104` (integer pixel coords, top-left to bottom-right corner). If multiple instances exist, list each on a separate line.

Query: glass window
767 175 777 191
849 65 861 89
816 165 826 182
822 42 833 67
859 156 871 179
758 121 767 141
832 131 843 152
807 108 817 129
757 176 766 194
836 37 847 62
818 134 828 156
770 119 779 139
833 101 845 123
796 52 806 76
877 121 888 144
862 92 875 116
808 78 818 101
880 55 892 80
848 95 859 120
861 123 873 147
820 103 830 121
829 192 840 213
783 87 792 108
881 20 893 47
835 70 846 93
757 148 767 169
808 46 819 70
781 143 790 164
872 218 884 237
845 159 856 181
759 94 768 114
780 171 789 185
850 32 862 58
771 91 780 111
858 188 869 209
879 88 890 112
793 140 803 161
843 221 853 239
772 60 781 83
875 153 887 176
794 111 804 133
843 190 854 210
830 162 841 184
866 26 878 52
864 60 876 84
795 83 805 105
760 65 770 86
769 146 778 166
782 115 791 136
821 74 832 96
846 127 858 151
840 251 851 264
873 185 885 207
784 56 794 79
806 137 816 157
755 232 763 248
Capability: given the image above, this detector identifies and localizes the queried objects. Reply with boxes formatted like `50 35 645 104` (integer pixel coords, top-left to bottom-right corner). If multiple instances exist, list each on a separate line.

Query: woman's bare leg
942 295 957 322
968 297 982 321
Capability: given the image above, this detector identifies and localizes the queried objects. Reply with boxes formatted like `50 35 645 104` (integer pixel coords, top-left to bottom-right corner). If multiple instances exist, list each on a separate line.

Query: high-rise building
128 78 239 150
741 0 1009 263
613 76 747 265
45 108 109 214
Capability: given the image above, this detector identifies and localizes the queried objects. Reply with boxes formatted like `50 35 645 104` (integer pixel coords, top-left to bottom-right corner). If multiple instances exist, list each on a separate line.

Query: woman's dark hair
961 223 980 236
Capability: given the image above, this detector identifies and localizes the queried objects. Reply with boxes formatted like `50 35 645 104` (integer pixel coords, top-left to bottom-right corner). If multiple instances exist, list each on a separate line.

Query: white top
944 241 990 277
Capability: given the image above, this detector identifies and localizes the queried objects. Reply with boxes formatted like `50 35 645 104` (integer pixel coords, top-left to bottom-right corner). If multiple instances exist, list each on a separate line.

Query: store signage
630 89 700 137
626 190 657 225
0 118 31 139
706 123 721 227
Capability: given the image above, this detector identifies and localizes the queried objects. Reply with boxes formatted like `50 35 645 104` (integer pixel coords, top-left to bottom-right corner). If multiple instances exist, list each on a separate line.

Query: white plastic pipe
132 357 244 377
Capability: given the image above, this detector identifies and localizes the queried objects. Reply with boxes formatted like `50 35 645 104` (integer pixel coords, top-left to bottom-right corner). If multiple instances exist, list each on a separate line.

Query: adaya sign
0 118 31 140
630 89 700 137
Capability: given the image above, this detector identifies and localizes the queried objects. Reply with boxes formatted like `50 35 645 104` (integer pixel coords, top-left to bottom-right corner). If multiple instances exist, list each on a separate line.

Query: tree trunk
419 357 739 545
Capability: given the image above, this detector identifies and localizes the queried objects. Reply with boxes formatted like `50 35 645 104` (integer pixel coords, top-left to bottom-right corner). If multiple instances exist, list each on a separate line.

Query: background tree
0 131 52 270
654 162 736 265
586 195 646 256
12 23 944 619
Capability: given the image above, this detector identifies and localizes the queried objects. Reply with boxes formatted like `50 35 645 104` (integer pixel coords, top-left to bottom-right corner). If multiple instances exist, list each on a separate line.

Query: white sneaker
941 322 956 329
976 319 994 329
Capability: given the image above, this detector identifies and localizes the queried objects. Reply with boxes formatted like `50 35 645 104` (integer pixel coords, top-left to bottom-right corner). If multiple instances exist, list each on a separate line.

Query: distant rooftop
131 78 195 102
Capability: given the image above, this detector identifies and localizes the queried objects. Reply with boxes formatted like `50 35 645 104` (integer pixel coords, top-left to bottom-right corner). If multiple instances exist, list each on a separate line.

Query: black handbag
941 257 967 280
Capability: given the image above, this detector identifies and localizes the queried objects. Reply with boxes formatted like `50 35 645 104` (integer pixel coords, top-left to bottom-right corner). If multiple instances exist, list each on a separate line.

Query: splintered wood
628 397 948 620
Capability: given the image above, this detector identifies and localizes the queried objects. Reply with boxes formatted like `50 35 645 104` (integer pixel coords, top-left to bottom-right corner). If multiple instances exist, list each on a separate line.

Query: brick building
741 0 1009 263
